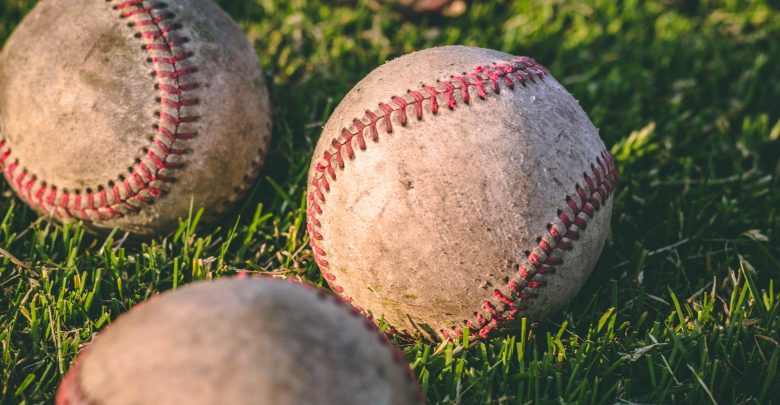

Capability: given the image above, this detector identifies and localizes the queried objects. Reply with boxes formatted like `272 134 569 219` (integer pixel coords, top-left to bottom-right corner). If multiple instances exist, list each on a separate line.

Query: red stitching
115 0 144 9
319 290 425 404
307 57 617 341
55 347 94 405
0 0 200 222
58 278 423 405
307 57 593 339
460 151 617 340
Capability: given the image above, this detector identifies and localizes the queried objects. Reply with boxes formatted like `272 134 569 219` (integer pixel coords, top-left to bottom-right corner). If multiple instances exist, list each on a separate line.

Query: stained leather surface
61 279 419 405
0 0 272 235
308 46 613 340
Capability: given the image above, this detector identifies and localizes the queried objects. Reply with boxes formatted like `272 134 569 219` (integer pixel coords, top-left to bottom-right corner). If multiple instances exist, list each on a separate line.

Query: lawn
1 0 779 403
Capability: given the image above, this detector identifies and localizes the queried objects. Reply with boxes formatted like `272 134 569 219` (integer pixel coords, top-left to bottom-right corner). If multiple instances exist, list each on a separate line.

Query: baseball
56 278 421 405
306 46 617 342
0 0 272 236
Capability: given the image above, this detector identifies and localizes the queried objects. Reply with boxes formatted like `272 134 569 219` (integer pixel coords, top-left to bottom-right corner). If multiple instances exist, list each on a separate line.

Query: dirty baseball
56 278 421 405
0 0 272 236
307 45 617 342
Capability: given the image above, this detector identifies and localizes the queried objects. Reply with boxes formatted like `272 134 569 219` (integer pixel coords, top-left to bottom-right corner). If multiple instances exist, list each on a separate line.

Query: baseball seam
0 0 199 222
306 56 617 341
57 291 161 405
310 284 425 404
56 345 94 405
58 279 424 405
445 151 617 340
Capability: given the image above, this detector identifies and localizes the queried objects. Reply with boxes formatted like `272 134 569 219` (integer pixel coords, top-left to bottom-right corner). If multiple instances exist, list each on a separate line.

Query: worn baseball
56 278 421 405
0 0 272 236
307 46 617 342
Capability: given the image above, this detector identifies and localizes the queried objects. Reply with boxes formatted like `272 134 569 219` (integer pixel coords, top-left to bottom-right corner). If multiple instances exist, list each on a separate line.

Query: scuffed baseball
0 0 272 236
56 278 421 405
307 46 616 341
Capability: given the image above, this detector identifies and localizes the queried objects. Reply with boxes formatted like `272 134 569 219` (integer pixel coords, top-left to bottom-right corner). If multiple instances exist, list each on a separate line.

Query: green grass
1 0 779 403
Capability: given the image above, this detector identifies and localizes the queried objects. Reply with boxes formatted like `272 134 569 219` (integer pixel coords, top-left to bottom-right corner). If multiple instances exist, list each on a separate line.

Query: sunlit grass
1 0 778 403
